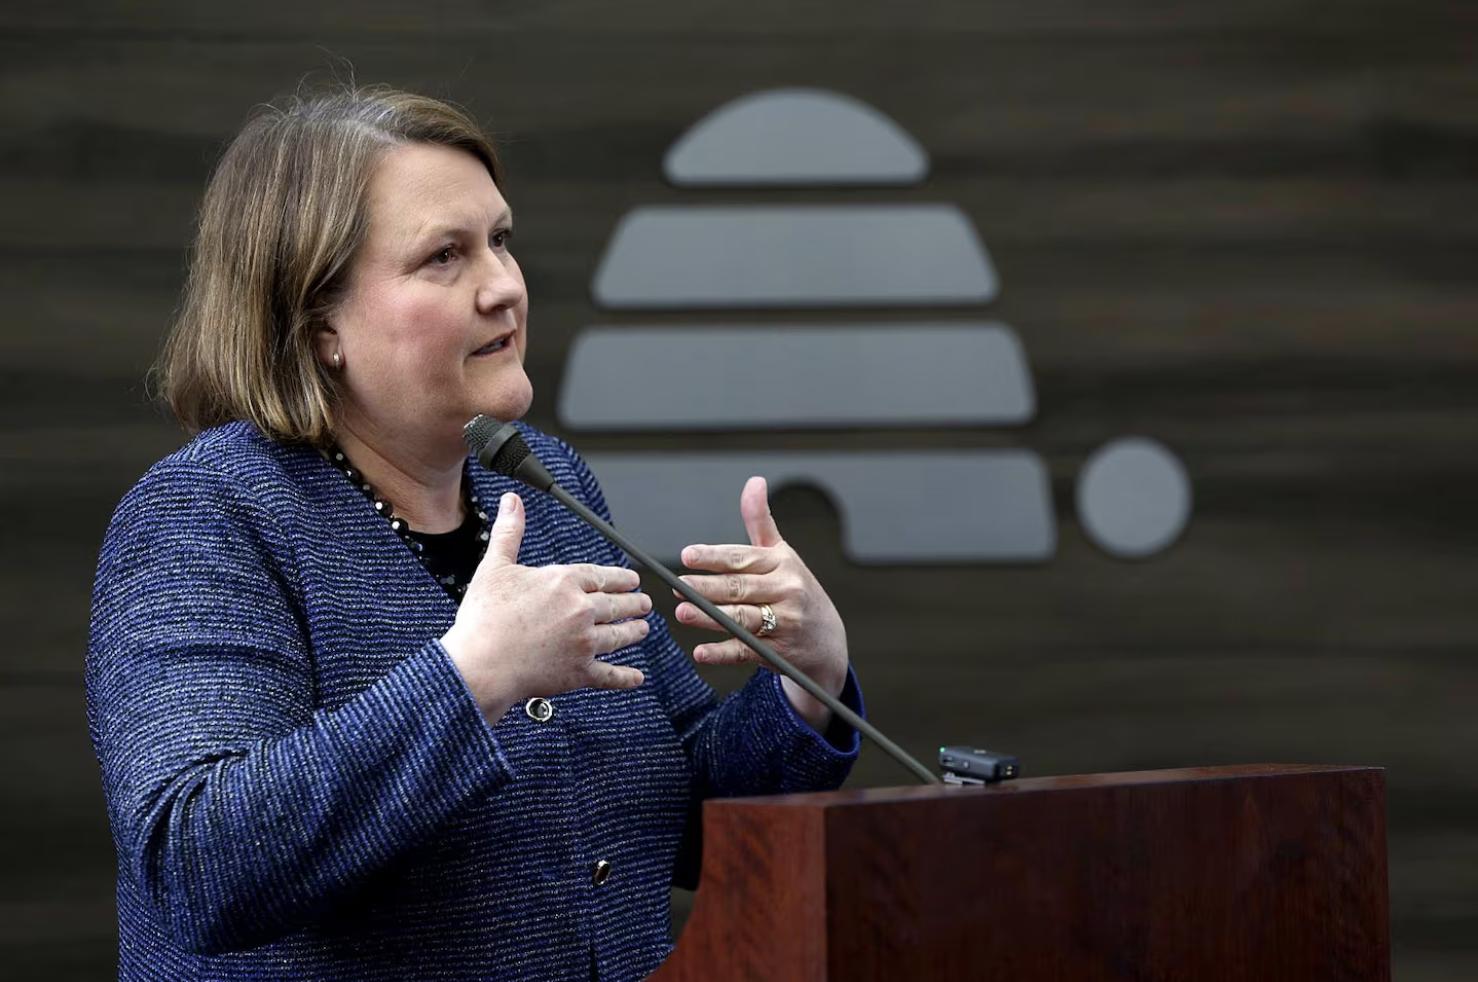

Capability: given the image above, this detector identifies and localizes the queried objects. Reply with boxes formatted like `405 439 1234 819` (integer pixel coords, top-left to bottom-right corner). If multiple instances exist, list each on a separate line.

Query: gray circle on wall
1076 437 1192 558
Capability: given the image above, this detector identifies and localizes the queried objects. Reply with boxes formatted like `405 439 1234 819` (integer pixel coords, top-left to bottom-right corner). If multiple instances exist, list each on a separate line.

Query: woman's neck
333 422 466 534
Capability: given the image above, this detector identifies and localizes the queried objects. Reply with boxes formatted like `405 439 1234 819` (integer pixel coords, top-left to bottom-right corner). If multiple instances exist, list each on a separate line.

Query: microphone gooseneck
462 415 940 786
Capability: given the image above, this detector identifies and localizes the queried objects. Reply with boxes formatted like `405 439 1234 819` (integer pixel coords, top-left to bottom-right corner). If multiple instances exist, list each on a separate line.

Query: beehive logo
559 88 1191 562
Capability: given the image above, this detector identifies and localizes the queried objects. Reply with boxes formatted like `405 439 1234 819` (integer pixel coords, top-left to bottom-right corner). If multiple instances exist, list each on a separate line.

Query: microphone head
462 415 554 491
462 413 503 458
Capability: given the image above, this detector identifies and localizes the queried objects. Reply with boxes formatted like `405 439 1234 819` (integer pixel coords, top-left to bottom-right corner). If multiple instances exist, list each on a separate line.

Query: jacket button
591 860 612 886
525 697 554 722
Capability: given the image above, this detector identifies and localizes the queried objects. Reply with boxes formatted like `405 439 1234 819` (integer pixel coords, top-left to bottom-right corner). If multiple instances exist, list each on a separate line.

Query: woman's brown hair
155 84 505 446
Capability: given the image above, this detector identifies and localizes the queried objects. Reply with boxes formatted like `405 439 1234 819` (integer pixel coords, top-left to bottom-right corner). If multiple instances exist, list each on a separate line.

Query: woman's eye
492 228 514 249
430 245 457 266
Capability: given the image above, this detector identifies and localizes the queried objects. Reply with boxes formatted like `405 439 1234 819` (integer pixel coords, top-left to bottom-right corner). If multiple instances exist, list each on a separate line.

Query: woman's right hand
440 492 649 722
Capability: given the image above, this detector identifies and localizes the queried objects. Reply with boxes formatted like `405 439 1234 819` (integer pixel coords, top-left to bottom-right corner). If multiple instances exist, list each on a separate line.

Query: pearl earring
332 350 342 369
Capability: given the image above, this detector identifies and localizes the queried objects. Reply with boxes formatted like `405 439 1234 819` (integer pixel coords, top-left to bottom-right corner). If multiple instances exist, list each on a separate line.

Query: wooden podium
650 764 1388 981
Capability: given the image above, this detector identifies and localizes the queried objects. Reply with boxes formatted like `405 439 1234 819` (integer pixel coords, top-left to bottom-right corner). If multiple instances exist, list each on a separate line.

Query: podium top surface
712 762 1383 810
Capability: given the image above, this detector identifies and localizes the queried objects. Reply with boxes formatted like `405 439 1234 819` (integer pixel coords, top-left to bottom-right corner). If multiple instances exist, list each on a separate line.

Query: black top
405 509 484 599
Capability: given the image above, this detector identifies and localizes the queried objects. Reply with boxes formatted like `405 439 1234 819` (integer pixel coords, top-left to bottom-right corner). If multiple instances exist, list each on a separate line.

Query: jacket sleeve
85 459 515 955
551 438 864 800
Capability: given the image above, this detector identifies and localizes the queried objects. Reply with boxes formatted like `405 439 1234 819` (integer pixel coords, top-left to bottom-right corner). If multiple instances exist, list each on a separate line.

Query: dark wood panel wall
2 3 1474 978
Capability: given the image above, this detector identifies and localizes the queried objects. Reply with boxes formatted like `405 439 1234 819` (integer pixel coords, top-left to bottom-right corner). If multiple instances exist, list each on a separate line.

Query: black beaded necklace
326 444 492 602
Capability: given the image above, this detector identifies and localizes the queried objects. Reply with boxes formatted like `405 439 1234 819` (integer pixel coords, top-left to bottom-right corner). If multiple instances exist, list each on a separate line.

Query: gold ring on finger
757 603 777 637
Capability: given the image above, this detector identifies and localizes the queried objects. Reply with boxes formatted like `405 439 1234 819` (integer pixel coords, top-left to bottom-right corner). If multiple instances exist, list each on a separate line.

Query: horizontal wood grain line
0 2 1473 43
6 175 1478 234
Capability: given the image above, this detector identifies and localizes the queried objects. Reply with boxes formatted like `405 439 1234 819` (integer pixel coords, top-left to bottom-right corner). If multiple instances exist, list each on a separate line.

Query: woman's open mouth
471 330 516 357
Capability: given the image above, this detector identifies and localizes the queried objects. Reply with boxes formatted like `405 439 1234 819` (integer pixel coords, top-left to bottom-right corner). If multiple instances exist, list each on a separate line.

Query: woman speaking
85 85 863 981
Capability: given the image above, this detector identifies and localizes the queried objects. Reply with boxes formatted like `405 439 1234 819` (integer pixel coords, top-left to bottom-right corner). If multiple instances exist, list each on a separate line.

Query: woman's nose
475 254 525 312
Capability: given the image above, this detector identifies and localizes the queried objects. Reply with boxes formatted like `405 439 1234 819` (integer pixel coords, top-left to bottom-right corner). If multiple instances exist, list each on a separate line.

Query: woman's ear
313 324 341 371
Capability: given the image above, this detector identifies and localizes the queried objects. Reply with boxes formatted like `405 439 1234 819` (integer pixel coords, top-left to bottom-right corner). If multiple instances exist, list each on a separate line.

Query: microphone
463 415 940 786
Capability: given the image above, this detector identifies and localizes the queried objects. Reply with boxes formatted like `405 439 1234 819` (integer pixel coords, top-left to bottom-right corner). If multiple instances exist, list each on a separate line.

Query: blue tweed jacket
86 420 863 981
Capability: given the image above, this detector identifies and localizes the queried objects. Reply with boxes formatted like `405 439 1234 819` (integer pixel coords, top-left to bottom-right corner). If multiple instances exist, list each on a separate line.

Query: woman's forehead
365 143 508 244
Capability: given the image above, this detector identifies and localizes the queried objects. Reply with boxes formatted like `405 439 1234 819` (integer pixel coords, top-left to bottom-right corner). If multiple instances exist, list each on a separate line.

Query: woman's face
322 141 531 458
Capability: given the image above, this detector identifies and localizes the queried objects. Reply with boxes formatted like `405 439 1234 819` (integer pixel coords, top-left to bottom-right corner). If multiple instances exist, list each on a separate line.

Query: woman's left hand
673 477 849 728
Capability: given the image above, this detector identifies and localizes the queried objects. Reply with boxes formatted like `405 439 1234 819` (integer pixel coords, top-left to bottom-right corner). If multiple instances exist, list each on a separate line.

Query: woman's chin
475 374 534 424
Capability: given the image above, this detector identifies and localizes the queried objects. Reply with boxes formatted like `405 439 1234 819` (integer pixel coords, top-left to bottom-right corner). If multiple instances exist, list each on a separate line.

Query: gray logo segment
591 205 999 308
570 85 1193 564
584 451 1055 564
1076 437 1192 559
558 323 1035 431
663 87 929 187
